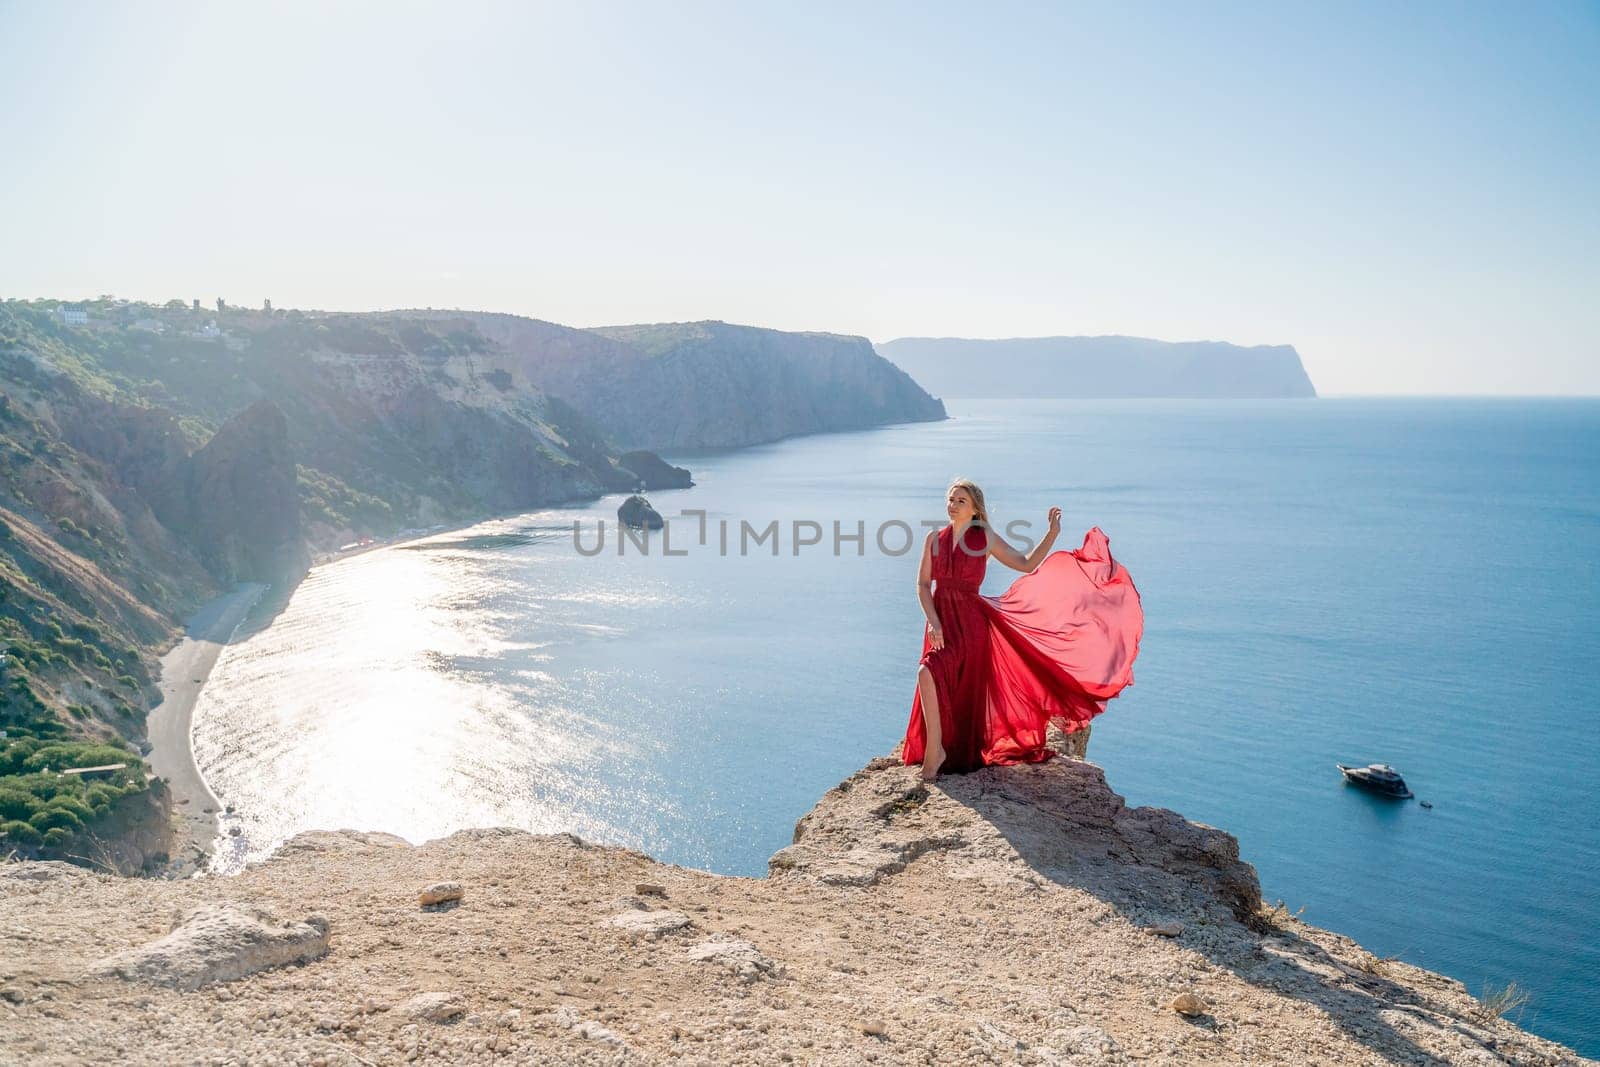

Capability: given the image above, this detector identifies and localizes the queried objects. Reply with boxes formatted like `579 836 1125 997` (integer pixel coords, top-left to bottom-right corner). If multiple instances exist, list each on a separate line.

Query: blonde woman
904 477 1144 781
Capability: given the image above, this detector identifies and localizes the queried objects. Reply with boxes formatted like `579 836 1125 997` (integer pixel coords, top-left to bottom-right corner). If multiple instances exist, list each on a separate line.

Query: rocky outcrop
878 335 1319 399
88 902 331 990
617 450 693 490
0 755 1587 1065
771 756 1262 922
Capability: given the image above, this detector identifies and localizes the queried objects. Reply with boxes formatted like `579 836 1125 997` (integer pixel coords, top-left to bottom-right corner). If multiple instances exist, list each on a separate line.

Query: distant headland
877 335 1318 399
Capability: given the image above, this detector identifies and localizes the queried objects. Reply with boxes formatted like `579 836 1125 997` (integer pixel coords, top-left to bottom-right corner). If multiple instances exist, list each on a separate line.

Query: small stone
861 1020 888 1036
635 882 667 897
419 882 464 907
1147 922 1185 938
1168 992 1208 1017
399 991 466 1024
575 1021 625 1046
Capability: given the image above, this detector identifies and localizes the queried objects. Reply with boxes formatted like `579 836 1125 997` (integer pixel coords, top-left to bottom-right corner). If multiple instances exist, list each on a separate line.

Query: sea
189 397 1599 1056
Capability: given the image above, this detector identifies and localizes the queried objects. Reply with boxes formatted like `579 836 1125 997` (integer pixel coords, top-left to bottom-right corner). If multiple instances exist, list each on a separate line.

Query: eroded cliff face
0 755 1585 1066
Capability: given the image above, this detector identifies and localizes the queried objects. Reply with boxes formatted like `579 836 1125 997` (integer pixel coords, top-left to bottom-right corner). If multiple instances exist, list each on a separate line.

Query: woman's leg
917 665 945 780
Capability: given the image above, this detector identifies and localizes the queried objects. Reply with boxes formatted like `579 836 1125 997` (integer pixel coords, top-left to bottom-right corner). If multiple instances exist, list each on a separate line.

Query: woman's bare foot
920 743 945 781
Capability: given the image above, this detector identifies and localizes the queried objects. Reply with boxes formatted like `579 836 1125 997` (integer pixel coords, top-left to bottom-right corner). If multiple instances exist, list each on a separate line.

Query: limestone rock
685 937 782 981
553 1005 627 1047
604 909 692 939
399 991 466 1023
1168 992 1208 1017
88 904 330 990
419 881 464 906
770 755 1262 921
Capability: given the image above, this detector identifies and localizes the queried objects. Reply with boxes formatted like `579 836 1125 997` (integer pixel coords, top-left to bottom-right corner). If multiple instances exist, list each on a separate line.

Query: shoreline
147 500 617 875
146 582 269 875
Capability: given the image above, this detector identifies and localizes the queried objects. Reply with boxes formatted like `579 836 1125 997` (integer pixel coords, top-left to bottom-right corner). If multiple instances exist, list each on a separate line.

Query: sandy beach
146 582 268 874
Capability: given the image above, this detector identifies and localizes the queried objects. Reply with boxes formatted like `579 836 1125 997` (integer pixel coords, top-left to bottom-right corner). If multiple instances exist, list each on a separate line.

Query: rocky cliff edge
0 755 1586 1065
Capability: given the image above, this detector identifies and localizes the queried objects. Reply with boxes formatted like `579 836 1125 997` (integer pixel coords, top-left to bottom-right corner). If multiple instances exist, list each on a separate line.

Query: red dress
902 522 1144 773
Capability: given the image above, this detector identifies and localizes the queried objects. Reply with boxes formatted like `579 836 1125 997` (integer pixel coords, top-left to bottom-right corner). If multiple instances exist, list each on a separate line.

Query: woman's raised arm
986 507 1062 573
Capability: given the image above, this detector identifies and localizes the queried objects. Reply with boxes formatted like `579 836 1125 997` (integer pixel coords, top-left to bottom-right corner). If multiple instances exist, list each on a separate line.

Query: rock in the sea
399 991 466 1023
604 909 693 939
617 494 664 530
88 904 330 990
1168 992 1208 1017
685 937 783 981
419 881 464 906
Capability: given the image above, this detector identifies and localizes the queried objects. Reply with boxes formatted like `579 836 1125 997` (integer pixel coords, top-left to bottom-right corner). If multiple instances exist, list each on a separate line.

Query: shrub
0 819 42 846
21 742 137 774
0 785 39 821
29 806 82 832
41 826 71 848
0 737 42 774
46 795 94 822
85 782 120 811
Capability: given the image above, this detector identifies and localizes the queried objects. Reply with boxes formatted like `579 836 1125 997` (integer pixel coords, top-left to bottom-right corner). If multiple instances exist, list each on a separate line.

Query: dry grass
1473 980 1531 1022
1249 897 1307 933
63 831 126 875
1354 949 1400 977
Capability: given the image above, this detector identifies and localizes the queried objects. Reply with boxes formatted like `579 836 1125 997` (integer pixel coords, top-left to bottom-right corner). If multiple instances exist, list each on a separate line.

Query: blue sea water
192 397 1600 1056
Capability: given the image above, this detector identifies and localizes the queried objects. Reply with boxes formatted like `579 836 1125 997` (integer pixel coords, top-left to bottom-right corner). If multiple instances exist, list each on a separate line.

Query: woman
904 477 1144 781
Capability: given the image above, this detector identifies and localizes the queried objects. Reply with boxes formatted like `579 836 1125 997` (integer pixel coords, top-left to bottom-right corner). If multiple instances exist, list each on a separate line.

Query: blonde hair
946 476 989 526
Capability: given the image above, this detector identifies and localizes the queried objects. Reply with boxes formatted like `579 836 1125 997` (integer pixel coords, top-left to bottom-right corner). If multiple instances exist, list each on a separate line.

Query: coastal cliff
585 321 948 449
451 313 949 450
877 335 1319 399
0 754 1585 1066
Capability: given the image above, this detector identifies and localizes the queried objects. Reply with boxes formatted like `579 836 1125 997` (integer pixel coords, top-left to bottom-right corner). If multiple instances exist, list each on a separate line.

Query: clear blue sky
2 1 1595 394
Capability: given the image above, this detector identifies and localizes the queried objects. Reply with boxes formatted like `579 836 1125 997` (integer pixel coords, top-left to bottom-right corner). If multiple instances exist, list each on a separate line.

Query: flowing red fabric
902 522 1144 773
